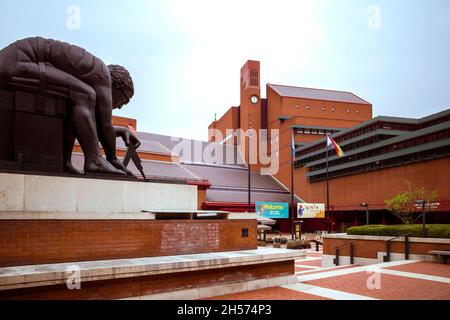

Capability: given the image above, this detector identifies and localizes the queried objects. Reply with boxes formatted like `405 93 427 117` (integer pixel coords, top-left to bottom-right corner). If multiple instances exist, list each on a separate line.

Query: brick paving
304 271 450 300
296 259 322 267
207 286 329 300
295 267 317 272
304 251 323 258
386 261 450 278
206 247 450 300
295 265 359 276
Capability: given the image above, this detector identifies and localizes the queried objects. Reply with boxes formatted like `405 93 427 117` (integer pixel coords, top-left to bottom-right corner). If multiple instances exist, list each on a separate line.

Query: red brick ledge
0 248 305 291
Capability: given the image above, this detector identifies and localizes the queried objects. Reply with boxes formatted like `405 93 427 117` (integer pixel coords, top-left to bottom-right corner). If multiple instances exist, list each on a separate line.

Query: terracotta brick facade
0 220 257 267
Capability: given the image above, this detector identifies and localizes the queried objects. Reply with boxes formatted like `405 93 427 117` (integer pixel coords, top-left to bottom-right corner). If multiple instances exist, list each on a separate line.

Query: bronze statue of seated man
0 36 140 176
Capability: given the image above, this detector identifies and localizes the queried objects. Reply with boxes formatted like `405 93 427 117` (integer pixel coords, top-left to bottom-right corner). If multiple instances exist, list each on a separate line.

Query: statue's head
108 64 134 109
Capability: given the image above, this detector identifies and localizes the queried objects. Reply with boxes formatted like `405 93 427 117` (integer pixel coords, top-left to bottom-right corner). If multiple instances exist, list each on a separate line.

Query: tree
385 182 438 224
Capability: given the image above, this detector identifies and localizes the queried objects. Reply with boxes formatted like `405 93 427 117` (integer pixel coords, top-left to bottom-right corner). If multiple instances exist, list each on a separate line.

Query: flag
327 135 344 158
291 130 296 154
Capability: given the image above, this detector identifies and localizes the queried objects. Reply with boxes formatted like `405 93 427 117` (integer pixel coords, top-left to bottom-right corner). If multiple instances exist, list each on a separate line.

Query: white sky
1 0 449 141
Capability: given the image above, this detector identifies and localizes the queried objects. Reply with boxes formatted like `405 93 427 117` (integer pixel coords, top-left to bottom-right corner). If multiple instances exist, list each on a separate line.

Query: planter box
322 233 450 267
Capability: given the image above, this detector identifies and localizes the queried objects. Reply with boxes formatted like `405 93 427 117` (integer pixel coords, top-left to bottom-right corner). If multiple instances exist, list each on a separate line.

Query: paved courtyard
207 246 450 300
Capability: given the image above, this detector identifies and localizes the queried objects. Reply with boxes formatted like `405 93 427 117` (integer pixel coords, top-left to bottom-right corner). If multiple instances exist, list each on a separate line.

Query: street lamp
360 203 369 225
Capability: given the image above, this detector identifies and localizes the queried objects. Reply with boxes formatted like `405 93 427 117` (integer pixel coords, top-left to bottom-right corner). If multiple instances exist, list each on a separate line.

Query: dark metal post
405 236 410 260
350 242 354 265
316 241 320 252
366 207 369 225
384 241 391 262
335 248 339 266
422 201 427 235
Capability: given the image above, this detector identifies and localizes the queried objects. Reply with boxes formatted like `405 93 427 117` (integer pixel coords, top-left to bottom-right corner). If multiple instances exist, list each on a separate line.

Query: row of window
308 146 450 183
305 129 450 173
294 104 362 115
296 128 340 136
297 120 422 157
299 134 394 165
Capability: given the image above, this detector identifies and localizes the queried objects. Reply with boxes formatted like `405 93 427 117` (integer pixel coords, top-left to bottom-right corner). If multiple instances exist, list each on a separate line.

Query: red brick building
209 60 450 232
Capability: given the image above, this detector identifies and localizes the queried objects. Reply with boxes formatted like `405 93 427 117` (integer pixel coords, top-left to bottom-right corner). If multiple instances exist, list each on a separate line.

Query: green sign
256 202 289 219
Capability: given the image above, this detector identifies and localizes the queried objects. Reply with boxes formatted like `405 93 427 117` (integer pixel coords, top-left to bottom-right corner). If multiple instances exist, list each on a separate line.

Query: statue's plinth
0 172 301 300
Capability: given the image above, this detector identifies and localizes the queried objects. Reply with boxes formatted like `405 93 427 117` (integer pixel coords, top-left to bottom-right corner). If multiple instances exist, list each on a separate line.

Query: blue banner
256 202 289 219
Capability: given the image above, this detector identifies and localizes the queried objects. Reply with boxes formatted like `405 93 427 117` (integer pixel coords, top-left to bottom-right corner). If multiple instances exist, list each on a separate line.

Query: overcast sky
1 0 449 141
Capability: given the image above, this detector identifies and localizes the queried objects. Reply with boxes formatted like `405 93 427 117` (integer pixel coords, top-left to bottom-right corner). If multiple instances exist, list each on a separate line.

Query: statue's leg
69 95 123 175
42 65 123 175
63 115 81 174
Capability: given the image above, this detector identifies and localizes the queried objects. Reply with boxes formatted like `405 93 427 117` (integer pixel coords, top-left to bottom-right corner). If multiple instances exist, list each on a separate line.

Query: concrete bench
428 250 450 264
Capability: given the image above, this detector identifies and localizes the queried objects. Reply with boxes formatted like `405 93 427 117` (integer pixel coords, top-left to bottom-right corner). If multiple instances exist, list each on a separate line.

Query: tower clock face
250 95 259 104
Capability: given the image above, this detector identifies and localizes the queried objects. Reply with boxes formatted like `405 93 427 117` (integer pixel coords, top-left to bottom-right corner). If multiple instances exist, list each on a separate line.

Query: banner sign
256 202 289 219
297 203 325 219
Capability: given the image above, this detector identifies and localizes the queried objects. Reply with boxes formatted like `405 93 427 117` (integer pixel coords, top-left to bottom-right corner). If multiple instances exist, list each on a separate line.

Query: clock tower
240 60 261 168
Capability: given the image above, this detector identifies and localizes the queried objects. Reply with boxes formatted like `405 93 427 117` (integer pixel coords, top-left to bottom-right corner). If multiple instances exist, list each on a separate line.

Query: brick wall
0 260 294 300
0 220 257 267
323 237 450 259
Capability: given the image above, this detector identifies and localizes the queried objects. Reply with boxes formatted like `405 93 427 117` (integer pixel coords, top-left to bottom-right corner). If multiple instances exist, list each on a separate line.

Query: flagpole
291 128 295 240
326 135 330 234
248 113 251 213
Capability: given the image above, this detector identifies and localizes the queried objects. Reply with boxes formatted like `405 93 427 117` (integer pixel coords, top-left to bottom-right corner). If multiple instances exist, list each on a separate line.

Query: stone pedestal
0 172 301 300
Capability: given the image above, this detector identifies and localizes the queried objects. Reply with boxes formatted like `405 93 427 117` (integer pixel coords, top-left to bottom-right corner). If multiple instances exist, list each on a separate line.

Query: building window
296 105 300 110
306 106 311 110
249 69 259 87
331 107 336 112
322 107 326 111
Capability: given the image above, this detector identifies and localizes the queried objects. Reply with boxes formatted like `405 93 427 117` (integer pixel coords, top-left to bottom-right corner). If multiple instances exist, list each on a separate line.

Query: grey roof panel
306 138 450 177
206 189 292 203
298 109 450 152
268 84 371 105
137 132 246 167
117 138 172 155
71 153 198 180
182 163 285 191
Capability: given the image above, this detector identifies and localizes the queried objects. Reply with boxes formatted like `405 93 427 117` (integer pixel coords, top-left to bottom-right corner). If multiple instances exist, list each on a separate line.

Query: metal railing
311 240 323 252
383 233 411 263
333 241 354 266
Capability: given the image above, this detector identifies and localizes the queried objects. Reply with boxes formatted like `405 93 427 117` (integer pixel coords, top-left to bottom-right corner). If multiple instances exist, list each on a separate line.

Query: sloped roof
137 132 246 167
268 84 371 105
72 130 304 204
71 153 199 181
183 163 285 191
207 189 293 203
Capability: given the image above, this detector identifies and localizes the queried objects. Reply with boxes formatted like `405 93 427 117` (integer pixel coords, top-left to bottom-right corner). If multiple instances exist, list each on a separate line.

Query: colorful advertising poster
256 202 289 219
297 203 326 219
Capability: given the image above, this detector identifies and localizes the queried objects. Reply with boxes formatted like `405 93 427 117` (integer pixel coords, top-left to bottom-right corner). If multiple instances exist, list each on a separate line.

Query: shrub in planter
286 240 299 249
302 240 311 249
257 241 268 247
347 224 450 239
287 239 312 249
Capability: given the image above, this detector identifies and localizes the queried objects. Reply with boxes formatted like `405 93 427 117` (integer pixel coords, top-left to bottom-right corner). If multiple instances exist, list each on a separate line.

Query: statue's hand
114 127 141 149
108 157 136 177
